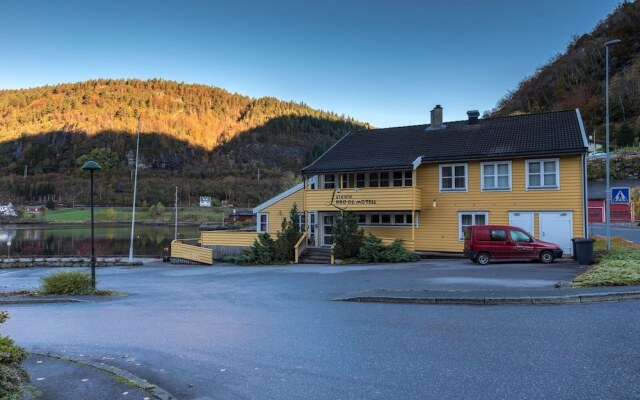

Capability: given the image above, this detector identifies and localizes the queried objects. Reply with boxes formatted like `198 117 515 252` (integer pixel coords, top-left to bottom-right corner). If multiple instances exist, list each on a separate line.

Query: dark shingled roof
302 110 587 174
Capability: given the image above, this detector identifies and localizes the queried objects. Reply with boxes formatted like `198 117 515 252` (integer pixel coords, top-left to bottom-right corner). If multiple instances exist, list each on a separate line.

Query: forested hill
0 79 369 206
489 1 640 147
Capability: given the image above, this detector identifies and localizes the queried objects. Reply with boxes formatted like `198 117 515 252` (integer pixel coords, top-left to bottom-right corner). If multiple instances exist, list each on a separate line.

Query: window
393 170 413 187
340 174 354 188
490 229 507 241
510 230 531 242
459 212 488 240
356 173 365 188
323 174 336 189
356 213 416 226
297 213 305 233
526 159 559 189
308 175 318 190
369 172 379 188
258 213 268 232
380 172 390 187
440 164 467 191
481 161 511 190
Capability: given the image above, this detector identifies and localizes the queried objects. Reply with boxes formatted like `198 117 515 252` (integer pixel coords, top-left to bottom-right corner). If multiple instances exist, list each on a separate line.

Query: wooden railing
330 243 335 265
293 232 308 264
201 231 259 247
171 239 214 265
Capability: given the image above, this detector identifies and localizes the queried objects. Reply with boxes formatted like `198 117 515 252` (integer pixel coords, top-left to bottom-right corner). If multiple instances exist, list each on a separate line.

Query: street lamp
605 38 621 252
82 160 102 289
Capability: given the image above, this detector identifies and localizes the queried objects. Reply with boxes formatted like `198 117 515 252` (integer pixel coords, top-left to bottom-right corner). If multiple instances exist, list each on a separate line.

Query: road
2 262 640 400
589 223 640 243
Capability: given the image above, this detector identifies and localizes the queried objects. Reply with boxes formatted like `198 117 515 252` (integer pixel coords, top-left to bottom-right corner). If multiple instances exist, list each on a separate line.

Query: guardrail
293 233 308 264
171 239 213 265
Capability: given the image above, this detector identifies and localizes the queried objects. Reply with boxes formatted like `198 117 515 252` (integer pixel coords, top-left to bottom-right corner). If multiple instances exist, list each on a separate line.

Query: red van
463 225 563 265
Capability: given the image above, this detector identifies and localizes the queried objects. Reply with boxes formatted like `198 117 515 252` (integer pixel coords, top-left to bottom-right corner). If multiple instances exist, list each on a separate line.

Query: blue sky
0 0 622 127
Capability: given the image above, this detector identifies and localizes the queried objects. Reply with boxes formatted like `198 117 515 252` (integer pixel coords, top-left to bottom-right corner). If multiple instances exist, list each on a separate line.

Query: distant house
588 179 639 223
224 210 254 224
24 205 46 214
199 196 212 207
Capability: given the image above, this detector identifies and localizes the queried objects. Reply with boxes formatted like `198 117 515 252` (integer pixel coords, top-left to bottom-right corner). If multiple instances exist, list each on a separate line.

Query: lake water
0 224 202 257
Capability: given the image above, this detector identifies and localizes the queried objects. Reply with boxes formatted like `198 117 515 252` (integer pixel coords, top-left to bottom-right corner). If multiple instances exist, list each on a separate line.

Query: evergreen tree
332 211 364 259
616 123 636 148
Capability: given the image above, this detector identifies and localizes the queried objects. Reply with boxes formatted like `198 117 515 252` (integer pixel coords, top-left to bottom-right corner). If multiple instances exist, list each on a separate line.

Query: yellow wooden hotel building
252 106 589 257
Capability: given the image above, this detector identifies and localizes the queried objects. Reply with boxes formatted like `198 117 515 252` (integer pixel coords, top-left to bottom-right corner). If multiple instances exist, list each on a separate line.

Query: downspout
583 153 589 237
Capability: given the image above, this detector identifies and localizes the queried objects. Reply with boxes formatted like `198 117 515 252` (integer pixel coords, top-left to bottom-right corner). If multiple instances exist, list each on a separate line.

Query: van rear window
490 229 507 241
464 227 472 240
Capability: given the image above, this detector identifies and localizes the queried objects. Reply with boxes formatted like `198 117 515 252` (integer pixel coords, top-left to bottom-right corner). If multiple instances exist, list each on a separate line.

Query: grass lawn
29 206 231 224
573 236 640 287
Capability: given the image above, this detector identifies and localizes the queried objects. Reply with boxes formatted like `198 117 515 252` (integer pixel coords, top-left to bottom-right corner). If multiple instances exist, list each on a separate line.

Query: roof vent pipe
467 110 480 125
427 105 445 130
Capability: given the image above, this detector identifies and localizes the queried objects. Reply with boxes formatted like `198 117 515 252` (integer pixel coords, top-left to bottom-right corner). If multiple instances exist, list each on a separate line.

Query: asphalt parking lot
3 259 639 400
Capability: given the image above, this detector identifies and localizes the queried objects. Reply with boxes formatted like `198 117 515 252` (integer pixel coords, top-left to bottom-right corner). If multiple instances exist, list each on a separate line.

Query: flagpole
128 118 141 263
174 186 178 241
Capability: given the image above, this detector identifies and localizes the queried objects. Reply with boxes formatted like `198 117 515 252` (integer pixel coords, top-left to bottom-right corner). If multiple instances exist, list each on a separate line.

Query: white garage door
539 212 573 256
509 212 534 236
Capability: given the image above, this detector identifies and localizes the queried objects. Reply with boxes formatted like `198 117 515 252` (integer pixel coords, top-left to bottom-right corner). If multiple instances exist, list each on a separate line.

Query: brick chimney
467 110 480 125
427 105 445 130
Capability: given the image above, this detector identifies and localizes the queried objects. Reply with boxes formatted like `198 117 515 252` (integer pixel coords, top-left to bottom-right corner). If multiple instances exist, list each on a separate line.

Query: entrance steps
299 247 332 264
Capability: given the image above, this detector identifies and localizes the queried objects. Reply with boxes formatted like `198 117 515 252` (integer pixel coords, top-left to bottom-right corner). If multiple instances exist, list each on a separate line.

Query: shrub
239 233 279 265
45 198 55 210
332 212 364 259
105 207 117 220
0 311 30 400
382 239 421 262
41 270 95 295
358 234 385 262
358 234 420 263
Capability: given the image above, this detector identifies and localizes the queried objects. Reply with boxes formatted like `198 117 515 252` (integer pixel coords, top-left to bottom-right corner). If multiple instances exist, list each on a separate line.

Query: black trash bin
572 238 595 265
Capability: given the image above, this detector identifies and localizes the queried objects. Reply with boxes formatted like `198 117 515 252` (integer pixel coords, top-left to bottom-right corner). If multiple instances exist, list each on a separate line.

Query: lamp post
82 160 102 289
604 38 621 252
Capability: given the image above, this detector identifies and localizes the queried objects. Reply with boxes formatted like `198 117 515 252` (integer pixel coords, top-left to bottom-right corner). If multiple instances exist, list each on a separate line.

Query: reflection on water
0 224 201 257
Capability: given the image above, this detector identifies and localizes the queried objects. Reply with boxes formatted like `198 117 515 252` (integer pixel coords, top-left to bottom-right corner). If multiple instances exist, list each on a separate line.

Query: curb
0 298 89 305
334 291 640 305
31 352 177 400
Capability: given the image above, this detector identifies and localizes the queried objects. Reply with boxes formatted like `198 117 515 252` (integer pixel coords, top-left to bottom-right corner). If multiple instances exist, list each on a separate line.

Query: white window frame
439 163 468 192
458 211 489 240
322 174 337 189
257 213 269 233
355 212 418 227
308 175 318 190
481 161 512 191
525 158 560 190
297 213 305 233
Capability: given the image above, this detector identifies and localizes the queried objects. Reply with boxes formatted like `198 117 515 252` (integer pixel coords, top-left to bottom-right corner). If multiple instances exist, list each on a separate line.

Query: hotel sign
305 187 421 211
333 194 378 206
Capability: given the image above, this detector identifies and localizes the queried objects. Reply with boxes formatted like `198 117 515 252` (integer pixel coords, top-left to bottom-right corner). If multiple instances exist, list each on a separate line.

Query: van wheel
477 252 491 265
540 251 554 264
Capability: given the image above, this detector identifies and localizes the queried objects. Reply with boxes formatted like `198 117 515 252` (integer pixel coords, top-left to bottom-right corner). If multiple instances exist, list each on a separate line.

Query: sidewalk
23 353 175 400
334 285 640 305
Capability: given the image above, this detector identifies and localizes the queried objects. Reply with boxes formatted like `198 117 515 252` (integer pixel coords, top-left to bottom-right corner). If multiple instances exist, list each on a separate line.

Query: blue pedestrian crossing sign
611 187 630 204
